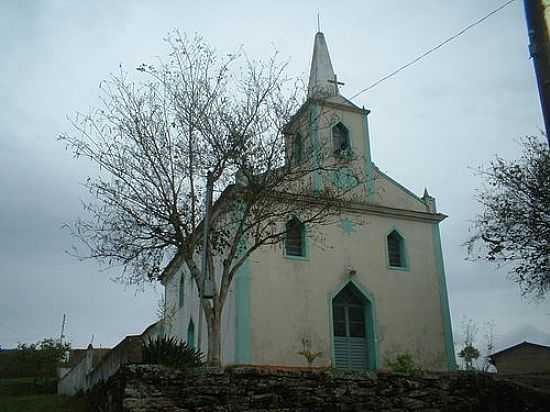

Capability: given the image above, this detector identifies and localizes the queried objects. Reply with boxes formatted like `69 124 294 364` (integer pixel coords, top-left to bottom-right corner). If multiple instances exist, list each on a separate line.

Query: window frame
187 318 195 349
178 273 185 308
331 121 352 159
385 228 409 271
292 132 304 165
284 217 309 261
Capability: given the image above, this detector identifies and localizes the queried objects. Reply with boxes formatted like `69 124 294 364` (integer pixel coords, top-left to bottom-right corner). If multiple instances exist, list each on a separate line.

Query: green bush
0 339 70 380
142 336 203 369
385 352 419 374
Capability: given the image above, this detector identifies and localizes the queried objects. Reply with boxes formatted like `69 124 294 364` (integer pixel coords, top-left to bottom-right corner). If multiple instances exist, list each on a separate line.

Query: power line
350 0 518 100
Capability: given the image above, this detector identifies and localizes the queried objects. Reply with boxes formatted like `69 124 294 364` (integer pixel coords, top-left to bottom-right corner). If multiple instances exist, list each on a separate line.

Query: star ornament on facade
340 217 356 235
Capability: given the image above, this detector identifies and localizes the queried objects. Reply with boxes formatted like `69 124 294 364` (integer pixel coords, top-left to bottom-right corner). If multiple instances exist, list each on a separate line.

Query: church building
161 32 457 371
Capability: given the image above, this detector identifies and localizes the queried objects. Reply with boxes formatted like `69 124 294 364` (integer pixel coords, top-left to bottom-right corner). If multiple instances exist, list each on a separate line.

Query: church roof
489 341 550 359
308 32 338 99
307 32 361 111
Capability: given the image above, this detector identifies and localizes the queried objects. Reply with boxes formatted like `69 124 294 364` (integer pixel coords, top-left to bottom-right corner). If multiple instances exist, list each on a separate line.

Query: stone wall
87 365 550 412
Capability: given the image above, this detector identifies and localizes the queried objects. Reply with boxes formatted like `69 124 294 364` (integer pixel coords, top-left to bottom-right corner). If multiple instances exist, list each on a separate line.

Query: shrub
11 338 70 381
459 344 481 371
385 352 419 374
142 336 203 369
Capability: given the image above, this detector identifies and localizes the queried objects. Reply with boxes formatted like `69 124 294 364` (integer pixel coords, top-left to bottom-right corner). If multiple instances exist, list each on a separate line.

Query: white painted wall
163 256 237 364
161 98 452 371
248 211 448 370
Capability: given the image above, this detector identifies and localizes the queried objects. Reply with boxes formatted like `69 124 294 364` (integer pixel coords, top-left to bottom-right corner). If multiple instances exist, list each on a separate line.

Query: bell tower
284 31 373 199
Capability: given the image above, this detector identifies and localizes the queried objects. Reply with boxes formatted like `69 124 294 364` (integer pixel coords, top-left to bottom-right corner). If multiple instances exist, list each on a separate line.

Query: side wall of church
245 212 450 370
162 257 238 365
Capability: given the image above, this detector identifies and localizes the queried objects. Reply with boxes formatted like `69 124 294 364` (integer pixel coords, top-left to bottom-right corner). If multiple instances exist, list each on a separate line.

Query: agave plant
142 336 204 369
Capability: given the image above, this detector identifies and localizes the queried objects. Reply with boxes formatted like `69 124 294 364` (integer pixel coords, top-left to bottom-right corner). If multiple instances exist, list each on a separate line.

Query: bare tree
458 319 480 371
60 32 368 366
156 291 176 328
456 318 496 372
480 321 496 372
466 136 550 299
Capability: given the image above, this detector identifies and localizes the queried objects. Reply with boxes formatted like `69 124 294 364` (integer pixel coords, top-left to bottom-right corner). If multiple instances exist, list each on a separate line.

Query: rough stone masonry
86 365 550 411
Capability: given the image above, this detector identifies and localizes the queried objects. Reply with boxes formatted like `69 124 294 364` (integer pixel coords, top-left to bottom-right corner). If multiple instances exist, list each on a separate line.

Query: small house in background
489 342 550 374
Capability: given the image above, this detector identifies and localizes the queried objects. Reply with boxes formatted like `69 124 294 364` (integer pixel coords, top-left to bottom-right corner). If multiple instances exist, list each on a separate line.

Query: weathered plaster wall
248 209 451 370
163 256 237 363
371 167 429 212
162 98 453 370
87 365 550 412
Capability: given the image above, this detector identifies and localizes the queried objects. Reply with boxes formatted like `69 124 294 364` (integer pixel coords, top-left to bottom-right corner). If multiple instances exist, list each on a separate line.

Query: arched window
292 133 303 164
178 274 185 308
285 217 305 257
332 122 350 155
187 319 195 349
387 230 406 268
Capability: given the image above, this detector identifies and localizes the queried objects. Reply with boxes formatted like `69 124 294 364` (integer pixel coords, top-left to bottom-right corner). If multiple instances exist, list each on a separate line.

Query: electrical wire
349 0 518 100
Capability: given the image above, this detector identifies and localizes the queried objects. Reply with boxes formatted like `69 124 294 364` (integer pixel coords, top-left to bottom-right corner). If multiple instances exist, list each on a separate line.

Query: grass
0 394 89 412
0 377 89 412
0 377 56 397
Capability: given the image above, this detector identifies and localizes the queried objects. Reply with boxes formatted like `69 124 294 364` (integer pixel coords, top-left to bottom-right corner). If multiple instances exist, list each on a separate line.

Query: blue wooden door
333 285 368 369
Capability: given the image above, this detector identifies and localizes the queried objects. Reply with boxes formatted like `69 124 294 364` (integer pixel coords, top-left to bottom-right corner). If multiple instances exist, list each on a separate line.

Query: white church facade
160 32 456 371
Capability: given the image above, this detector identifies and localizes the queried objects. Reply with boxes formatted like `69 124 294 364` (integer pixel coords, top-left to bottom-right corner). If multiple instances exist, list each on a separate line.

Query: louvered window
285 218 305 257
387 230 404 268
332 122 350 154
293 133 303 164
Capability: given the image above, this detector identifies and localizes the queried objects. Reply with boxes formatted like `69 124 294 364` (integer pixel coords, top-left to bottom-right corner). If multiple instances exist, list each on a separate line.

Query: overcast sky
1 0 549 357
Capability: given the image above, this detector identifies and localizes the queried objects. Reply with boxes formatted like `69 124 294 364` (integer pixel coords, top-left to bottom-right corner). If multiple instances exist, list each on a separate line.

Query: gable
324 94 362 110
371 166 429 213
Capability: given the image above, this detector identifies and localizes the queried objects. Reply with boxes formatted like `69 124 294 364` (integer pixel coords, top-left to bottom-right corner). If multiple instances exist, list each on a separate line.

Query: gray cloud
1 0 548 352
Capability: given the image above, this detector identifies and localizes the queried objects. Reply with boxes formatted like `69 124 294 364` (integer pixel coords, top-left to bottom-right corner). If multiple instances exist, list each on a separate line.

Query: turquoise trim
284 254 309 261
187 318 195 349
432 223 457 370
283 217 310 261
292 132 304 165
331 167 358 190
309 103 323 194
384 227 410 271
328 279 378 370
362 112 375 202
339 217 356 235
235 255 251 363
233 202 251 364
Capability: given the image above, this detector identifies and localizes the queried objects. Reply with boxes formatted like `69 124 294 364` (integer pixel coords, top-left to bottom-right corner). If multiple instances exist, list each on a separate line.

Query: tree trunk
206 306 222 367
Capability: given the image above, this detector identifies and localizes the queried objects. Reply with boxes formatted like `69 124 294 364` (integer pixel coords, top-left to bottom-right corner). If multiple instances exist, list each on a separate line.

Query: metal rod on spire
317 13 320 33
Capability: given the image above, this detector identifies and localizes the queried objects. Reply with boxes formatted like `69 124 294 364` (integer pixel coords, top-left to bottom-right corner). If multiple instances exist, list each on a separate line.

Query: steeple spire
308 32 339 99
